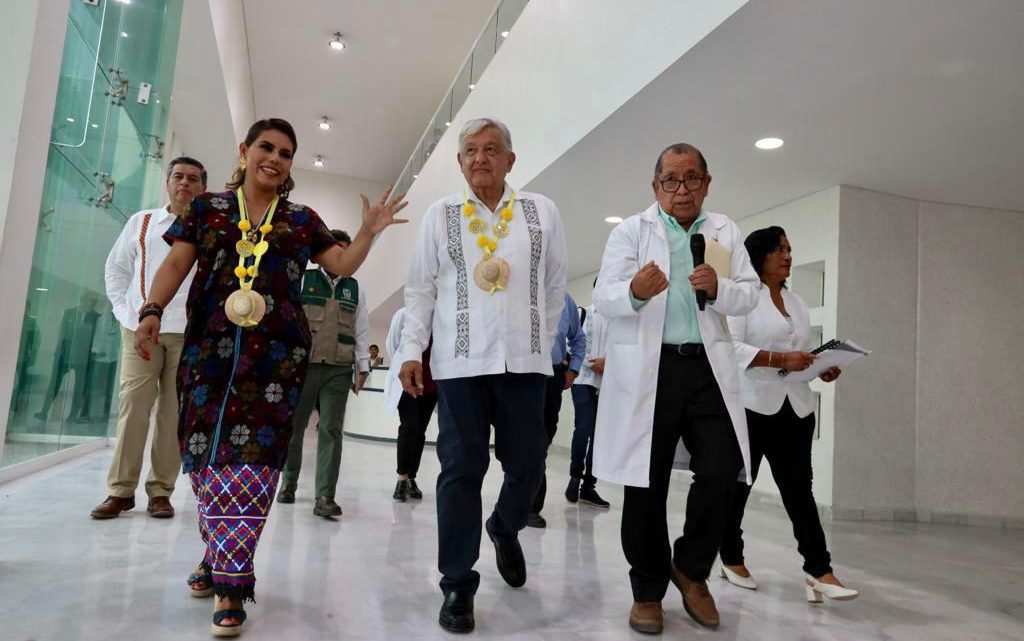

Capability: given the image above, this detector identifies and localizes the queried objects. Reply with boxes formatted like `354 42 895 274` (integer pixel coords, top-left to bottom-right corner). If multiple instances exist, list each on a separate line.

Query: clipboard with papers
779 339 871 382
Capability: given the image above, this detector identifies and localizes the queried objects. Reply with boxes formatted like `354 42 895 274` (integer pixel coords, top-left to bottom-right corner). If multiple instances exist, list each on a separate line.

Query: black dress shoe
407 478 424 500
393 480 408 502
485 516 526 587
526 512 547 528
438 591 475 633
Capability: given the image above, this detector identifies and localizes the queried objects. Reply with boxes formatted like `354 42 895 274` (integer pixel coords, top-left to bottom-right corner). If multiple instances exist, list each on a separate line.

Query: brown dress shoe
670 564 720 628
147 496 175 518
629 601 664 634
90 496 135 519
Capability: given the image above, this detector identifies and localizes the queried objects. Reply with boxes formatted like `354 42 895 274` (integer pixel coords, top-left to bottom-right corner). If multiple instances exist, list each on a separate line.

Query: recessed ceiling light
329 32 345 51
755 137 784 150
318 117 331 131
66 117 75 123
604 216 623 224
444 121 451 127
35 287 49 292
500 30 510 38
313 156 325 168
468 83 476 90
120 32 128 38
412 174 419 179
90 123 98 128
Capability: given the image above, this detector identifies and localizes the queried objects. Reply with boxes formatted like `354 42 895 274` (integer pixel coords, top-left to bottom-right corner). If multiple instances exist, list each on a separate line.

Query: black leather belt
662 343 706 357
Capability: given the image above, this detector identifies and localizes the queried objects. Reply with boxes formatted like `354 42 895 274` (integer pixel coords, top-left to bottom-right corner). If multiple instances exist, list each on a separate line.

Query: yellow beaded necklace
224 187 278 326
463 188 515 259
464 189 515 293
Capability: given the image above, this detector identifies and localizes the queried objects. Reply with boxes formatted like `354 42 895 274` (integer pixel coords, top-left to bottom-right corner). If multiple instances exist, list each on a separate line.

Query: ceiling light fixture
500 30 510 38
318 117 331 131
468 83 476 90
313 156 325 168
412 174 419 179
66 117 75 123
444 121 451 128
329 32 346 51
755 137 784 150
604 216 623 224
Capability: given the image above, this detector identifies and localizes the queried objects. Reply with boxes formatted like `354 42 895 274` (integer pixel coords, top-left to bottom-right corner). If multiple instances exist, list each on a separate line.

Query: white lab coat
592 204 761 487
382 308 406 415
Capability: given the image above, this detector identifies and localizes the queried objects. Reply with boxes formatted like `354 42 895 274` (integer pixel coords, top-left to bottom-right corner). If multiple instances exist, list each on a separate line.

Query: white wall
832 187 920 518
915 202 1024 524
289 168 390 346
352 0 749 320
737 187 841 506
0 1 69 455
827 186 1024 524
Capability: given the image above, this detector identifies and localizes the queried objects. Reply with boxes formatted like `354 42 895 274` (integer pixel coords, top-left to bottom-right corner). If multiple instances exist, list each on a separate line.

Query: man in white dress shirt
90 157 205 519
398 118 567 633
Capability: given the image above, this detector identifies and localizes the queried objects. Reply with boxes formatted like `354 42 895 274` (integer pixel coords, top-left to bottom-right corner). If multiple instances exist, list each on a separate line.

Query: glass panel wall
2 0 183 468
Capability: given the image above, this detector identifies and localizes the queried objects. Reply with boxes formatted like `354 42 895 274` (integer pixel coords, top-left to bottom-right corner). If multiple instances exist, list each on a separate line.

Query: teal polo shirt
629 207 707 344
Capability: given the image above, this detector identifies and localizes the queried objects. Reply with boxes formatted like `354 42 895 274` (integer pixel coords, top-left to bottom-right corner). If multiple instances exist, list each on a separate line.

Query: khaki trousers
106 326 184 498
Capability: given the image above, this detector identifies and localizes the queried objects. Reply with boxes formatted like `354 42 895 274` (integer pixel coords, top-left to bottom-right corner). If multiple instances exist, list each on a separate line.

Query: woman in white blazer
718 226 857 603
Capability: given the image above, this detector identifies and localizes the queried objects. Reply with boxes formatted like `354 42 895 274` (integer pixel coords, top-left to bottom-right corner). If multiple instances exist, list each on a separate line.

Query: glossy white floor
1 435 1021 641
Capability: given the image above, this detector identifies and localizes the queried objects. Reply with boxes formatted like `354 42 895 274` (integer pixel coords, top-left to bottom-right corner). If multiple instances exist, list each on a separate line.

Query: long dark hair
226 118 298 198
744 226 787 284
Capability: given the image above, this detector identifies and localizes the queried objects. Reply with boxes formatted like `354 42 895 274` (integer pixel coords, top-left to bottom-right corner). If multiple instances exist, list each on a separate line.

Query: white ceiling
240 0 499 183
526 0 1024 279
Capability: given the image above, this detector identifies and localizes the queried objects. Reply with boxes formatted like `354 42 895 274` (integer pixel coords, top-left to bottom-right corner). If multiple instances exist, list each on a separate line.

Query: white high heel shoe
719 564 758 590
805 574 859 603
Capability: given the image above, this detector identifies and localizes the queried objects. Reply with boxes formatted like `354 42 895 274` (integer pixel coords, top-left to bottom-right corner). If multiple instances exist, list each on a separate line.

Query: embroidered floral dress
164 190 336 473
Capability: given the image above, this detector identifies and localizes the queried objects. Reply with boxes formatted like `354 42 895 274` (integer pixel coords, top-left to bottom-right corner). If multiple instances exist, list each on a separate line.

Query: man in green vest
278 230 370 517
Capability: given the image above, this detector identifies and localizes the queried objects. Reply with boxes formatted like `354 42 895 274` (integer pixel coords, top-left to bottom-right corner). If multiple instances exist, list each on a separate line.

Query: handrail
392 0 530 194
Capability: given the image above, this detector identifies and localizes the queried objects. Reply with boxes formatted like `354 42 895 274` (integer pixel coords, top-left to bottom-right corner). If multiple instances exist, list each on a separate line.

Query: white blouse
728 287 816 418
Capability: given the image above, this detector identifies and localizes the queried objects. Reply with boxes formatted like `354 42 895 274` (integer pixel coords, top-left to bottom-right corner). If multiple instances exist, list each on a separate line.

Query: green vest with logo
302 269 359 367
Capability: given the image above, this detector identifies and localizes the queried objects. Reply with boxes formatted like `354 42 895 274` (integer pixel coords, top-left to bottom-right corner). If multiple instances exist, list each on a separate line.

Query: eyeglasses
658 175 706 193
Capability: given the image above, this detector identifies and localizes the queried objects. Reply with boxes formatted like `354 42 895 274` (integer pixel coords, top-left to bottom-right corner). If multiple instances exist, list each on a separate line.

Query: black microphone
690 233 707 311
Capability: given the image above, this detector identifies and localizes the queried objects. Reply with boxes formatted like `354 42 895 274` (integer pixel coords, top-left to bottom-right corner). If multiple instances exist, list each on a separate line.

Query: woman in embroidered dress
134 118 406 637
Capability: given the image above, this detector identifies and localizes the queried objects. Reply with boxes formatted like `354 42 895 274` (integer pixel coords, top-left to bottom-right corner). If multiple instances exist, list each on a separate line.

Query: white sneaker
805 573 859 603
719 564 758 590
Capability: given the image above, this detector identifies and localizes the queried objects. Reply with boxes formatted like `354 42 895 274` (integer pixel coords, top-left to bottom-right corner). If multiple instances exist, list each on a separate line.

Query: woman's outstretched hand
361 185 409 235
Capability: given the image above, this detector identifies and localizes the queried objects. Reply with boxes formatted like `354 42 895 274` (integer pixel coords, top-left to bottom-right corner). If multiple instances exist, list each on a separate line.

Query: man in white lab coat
592 143 760 634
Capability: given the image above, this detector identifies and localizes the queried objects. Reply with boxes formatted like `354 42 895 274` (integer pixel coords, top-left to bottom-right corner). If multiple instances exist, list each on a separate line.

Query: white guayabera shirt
399 183 568 380
104 206 195 333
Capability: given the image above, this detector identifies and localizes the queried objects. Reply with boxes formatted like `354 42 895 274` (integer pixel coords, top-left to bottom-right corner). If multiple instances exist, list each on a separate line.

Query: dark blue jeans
435 373 548 595
569 384 599 488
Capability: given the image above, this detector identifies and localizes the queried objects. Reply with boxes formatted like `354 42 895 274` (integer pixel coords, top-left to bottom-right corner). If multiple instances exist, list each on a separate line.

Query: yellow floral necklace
225 187 279 327
464 189 514 293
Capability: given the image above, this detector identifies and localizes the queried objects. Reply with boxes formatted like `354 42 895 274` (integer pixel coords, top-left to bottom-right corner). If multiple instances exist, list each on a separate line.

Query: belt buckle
676 343 702 357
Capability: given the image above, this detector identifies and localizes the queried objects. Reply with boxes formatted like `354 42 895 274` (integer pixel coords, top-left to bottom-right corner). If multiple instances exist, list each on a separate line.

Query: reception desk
343 366 440 444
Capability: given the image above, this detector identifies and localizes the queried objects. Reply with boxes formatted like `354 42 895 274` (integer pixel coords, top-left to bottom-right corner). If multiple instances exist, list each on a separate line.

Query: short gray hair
458 118 513 152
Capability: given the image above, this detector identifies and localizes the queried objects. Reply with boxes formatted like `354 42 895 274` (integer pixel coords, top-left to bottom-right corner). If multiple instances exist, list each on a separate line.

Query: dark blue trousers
569 384 599 488
435 373 548 595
